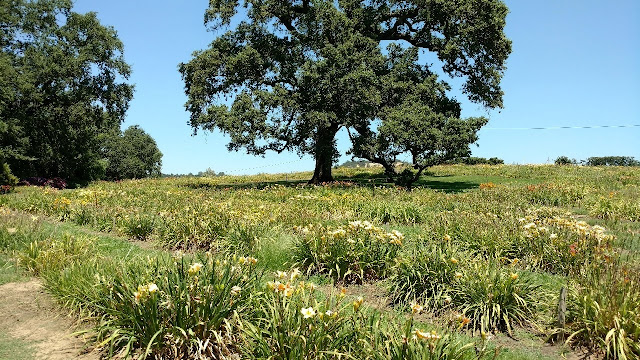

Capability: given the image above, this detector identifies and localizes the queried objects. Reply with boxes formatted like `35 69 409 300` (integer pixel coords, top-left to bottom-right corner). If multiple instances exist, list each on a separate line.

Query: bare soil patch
0 280 98 360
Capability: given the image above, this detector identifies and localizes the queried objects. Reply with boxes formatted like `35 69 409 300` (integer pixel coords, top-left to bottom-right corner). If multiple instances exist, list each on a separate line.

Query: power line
484 124 640 130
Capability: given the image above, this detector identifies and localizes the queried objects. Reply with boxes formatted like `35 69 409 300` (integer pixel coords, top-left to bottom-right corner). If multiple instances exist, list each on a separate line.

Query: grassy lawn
0 332 34 360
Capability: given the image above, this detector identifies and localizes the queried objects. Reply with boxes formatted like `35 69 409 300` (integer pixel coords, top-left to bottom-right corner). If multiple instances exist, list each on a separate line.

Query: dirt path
0 280 99 360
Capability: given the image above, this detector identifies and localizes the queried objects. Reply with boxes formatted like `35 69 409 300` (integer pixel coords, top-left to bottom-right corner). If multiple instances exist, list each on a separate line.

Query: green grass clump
387 240 464 306
563 261 640 359
452 264 545 336
292 221 403 282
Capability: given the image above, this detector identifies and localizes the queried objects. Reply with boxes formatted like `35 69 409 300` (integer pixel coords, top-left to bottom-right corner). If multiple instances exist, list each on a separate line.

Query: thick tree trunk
309 125 339 184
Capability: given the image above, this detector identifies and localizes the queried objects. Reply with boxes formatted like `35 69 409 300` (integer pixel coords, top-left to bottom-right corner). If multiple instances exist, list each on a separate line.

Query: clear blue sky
74 0 640 175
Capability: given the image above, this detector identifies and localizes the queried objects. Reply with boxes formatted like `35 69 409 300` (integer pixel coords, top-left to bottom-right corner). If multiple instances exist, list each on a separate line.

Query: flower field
0 164 639 359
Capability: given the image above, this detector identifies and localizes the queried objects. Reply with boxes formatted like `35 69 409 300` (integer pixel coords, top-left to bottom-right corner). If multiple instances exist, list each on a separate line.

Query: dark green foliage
458 157 504 165
102 126 163 180
181 0 511 184
555 156 577 165
0 0 133 182
0 163 18 187
586 156 639 167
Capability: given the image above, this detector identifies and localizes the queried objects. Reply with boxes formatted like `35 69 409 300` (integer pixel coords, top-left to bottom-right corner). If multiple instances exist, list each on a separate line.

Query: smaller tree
102 126 162 180
555 156 577 166
0 163 18 187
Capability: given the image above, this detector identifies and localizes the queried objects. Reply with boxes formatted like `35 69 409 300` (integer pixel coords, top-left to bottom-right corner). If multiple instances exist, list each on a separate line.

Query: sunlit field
1 164 639 359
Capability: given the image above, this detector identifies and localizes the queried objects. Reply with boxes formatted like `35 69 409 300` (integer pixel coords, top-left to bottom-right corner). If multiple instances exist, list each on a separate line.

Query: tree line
555 156 639 167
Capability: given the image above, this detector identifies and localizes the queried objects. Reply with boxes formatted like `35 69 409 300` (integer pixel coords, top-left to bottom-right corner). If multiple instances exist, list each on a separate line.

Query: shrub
0 163 18 187
453 156 504 165
18 176 67 189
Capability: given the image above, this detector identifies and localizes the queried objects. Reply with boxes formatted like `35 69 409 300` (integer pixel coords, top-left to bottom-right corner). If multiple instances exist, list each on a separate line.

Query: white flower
148 283 159 294
188 262 203 275
290 268 301 281
411 303 423 314
301 307 316 319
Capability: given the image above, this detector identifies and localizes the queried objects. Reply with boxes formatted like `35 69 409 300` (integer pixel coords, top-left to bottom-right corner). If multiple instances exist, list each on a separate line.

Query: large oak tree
180 0 511 184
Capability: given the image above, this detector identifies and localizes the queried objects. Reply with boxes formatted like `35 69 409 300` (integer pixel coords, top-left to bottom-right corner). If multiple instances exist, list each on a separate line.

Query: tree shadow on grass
415 179 480 193
181 179 309 191
180 172 479 194
336 172 479 193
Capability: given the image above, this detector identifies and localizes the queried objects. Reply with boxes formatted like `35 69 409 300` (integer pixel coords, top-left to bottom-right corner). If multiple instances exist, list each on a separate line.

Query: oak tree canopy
180 0 511 184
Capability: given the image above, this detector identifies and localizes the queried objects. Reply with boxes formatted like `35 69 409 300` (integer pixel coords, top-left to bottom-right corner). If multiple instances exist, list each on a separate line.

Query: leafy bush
461 157 504 165
293 221 403 282
18 176 67 189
